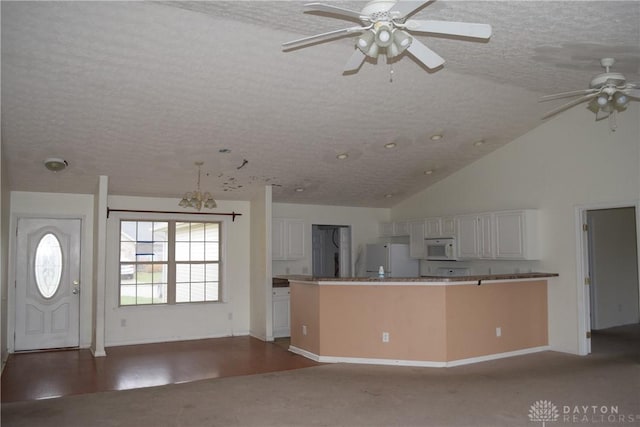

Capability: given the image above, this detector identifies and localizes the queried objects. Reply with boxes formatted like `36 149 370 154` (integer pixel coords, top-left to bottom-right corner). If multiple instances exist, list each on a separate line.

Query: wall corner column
91 176 108 357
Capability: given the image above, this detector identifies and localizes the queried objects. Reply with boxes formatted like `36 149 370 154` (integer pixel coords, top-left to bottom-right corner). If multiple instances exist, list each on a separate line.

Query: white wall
9 191 95 350
250 186 272 341
0 143 10 367
272 203 390 277
104 195 250 346
391 104 640 354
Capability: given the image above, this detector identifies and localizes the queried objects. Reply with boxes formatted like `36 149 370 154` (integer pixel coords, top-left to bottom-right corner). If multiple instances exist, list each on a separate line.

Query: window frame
117 216 224 307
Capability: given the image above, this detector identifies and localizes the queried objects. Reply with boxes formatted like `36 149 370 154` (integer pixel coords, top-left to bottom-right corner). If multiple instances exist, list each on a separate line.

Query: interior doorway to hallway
312 225 351 278
577 202 640 355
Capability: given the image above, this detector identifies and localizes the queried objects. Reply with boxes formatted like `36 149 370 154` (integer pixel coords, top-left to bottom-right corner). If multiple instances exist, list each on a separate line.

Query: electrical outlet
302 325 307 336
382 332 390 343
496 327 502 337
121 319 127 327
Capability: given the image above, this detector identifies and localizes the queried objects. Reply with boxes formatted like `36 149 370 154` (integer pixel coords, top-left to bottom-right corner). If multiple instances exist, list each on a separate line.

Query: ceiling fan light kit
540 58 640 129
282 0 492 74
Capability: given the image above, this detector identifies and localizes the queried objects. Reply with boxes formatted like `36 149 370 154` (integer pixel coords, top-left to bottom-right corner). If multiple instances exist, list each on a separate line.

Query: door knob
72 287 80 295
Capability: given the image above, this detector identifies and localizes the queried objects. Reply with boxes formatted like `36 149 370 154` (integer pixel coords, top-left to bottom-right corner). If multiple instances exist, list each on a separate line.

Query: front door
15 218 81 351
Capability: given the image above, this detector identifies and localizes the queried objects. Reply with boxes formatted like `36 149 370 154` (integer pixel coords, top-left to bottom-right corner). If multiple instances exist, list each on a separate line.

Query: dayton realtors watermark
529 400 639 426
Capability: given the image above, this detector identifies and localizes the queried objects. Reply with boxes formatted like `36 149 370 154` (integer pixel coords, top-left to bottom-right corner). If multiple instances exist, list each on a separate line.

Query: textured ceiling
2 1 639 207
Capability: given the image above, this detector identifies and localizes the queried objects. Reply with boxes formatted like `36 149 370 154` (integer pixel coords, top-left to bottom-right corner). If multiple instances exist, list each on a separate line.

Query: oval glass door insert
34 233 63 298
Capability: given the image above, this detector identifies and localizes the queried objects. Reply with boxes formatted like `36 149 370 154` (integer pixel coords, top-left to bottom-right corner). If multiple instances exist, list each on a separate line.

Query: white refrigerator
365 243 419 277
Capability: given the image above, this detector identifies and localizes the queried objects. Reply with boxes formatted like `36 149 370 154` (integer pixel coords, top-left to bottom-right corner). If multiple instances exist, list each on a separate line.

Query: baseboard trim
445 346 550 367
288 345 550 368
105 332 248 348
90 347 107 358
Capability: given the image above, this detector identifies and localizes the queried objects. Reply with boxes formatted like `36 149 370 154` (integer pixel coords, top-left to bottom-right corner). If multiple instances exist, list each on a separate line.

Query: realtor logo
529 400 560 427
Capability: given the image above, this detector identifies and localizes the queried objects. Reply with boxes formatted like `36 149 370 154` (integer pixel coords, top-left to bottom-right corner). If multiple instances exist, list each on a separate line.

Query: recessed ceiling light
384 194 393 198
295 187 305 192
430 134 443 141
473 140 485 147
219 148 231 153
44 158 68 172
384 142 397 149
336 153 349 160
424 170 434 175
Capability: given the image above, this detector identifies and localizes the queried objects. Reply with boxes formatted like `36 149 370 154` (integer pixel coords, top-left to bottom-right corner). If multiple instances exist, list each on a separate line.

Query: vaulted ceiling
2 1 639 207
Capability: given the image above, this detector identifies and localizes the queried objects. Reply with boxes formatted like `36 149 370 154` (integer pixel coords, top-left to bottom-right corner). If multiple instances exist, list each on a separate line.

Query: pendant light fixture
178 162 217 211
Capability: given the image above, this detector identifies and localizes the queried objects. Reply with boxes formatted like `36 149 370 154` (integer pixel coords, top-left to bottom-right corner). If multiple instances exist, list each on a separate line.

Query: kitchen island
288 273 557 367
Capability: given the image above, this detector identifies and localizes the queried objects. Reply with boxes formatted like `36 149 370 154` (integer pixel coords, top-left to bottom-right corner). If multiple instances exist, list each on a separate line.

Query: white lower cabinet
272 287 291 338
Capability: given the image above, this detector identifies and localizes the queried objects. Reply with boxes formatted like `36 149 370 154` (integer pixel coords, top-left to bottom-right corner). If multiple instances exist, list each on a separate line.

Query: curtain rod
107 208 242 222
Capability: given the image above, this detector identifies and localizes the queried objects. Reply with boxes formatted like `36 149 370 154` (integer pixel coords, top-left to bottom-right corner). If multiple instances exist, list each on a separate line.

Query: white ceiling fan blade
623 88 640 99
389 1 432 19
541 93 599 120
405 39 444 69
282 26 366 50
539 88 599 102
405 20 492 39
303 3 363 22
343 49 367 73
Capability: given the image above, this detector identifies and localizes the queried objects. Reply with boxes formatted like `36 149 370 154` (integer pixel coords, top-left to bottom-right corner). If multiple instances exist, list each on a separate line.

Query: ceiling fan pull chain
609 111 617 132
389 63 394 83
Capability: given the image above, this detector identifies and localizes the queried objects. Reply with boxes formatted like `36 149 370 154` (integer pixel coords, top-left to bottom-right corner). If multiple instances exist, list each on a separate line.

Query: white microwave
425 237 458 261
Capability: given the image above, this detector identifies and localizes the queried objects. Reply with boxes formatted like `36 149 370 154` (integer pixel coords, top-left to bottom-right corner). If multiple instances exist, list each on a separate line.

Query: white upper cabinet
379 221 409 237
379 222 394 237
441 217 456 237
393 221 409 236
424 218 441 238
456 215 481 259
272 218 305 260
494 210 539 260
456 210 539 260
408 220 426 259
424 216 456 238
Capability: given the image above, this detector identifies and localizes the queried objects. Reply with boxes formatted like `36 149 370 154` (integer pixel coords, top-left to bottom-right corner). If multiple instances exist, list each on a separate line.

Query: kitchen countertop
281 272 558 283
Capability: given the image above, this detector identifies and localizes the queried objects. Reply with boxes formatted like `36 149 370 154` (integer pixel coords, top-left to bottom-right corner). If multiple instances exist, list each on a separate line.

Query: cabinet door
494 210 537 259
456 215 479 258
408 220 426 258
424 218 441 238
286 219 305 259
379 222 394 237
478 214 494 258
272 218 285 260
393 221 409 236
272 288 290 338
441 217 456 237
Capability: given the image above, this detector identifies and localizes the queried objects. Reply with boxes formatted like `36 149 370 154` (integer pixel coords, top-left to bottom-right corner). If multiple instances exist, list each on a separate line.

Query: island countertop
280 272 558 283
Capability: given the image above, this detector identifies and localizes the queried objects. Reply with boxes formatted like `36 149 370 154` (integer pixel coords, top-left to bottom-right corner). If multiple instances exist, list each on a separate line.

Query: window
119 220 221 306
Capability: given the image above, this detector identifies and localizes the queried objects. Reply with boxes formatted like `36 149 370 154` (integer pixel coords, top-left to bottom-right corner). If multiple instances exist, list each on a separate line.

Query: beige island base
288 274 557 367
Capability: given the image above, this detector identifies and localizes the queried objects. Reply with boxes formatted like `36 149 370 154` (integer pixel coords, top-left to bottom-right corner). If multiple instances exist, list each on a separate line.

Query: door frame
8 214 85 353
574 200 640 356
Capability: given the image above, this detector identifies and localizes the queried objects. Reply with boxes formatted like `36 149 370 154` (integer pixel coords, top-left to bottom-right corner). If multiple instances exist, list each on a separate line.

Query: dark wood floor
1 336 317 403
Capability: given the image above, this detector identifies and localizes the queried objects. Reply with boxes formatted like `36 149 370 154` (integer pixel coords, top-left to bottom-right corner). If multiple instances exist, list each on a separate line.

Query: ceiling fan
540 58 640 122
282 0 492 73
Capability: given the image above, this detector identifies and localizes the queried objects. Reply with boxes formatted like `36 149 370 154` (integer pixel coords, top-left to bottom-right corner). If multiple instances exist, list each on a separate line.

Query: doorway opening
312 225 351 278
577 203 640 355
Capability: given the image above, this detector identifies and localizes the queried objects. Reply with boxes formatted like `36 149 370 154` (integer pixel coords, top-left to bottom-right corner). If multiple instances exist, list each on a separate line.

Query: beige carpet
2 329 639 427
